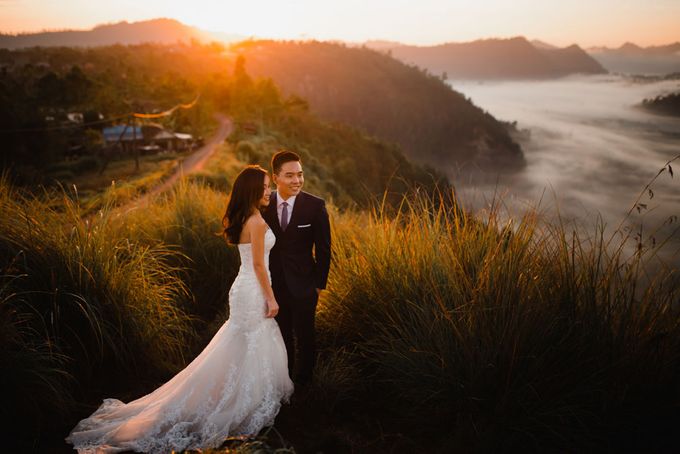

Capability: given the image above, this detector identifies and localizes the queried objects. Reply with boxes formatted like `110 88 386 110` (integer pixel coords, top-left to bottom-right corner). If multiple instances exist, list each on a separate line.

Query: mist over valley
449 75 680 265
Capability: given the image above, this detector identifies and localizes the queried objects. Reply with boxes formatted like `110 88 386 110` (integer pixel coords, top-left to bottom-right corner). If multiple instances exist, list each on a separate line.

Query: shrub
70 155 101 174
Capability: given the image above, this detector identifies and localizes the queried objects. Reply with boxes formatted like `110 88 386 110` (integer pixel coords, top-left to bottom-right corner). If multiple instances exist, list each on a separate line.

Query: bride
66 165 294 453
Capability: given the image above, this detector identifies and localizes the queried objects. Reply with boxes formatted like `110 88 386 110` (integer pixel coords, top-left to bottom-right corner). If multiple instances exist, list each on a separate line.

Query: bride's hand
265 298 279 318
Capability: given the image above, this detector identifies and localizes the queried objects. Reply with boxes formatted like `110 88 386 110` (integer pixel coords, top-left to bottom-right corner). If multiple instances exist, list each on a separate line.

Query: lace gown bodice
228 229 276 329
66 228 293 454
236 227 275 275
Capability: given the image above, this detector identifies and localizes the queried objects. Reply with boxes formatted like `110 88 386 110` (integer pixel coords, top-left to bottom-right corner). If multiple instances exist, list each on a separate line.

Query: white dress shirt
277 194 297 226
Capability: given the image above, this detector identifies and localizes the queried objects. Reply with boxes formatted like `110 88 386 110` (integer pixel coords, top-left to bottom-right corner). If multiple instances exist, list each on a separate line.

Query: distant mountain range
587 42 680 75
0 18 244 49
364 37 606 80
2 18 678 76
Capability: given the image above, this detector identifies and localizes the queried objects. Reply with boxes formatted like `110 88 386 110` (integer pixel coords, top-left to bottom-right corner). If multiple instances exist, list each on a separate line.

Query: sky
1 0 679 48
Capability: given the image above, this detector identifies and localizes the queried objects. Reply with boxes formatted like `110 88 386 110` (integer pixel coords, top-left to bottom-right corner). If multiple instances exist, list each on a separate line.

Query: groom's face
273 160 304 200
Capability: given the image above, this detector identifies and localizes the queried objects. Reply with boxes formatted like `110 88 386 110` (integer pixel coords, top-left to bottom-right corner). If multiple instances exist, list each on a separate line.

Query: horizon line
1 17 679 50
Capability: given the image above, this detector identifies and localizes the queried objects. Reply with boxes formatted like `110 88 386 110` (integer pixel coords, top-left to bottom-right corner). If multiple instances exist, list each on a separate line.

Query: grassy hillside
314 191 680 452
2 172 679 452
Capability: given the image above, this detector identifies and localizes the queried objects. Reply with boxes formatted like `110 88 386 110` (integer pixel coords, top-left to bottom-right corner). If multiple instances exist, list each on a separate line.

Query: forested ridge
233 40 525 172
0 42 445 206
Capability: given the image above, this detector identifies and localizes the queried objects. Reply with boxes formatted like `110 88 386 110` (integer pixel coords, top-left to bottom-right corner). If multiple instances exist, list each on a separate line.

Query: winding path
129 113 233 209
148 113 233 197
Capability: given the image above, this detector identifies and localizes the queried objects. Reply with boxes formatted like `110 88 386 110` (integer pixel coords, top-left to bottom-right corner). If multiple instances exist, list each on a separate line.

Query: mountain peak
619 42 642 52
476 36 531 46
382 36 604 79
97 17 179 26
363 39 404 49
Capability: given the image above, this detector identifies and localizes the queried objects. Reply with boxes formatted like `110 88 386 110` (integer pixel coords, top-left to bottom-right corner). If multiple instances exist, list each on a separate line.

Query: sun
159 1 309 38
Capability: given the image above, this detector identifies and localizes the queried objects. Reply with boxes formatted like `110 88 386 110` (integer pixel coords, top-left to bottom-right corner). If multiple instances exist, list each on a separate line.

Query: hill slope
0 18 243 49
641 91 680 117
538 44 606 75
231 40 525 174
1 19 525 175
0 43 444 207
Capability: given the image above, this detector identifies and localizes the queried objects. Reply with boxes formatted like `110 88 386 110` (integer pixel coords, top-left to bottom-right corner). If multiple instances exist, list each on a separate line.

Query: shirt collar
278 194 297 206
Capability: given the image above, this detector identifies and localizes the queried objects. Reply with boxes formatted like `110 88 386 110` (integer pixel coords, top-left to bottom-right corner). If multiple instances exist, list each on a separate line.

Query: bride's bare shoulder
244 213 267 231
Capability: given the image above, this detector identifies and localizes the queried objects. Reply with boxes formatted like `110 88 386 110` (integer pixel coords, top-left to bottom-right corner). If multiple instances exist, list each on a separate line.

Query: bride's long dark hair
222 165 268 244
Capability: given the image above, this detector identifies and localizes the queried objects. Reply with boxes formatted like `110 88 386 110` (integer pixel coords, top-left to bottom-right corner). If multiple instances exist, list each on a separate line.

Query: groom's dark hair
271 149 301 175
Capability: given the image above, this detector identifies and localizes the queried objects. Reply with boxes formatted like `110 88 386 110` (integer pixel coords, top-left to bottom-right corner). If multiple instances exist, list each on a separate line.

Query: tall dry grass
0 177 195 440
318 188 680 451
119 180 241 324
2 161 679 451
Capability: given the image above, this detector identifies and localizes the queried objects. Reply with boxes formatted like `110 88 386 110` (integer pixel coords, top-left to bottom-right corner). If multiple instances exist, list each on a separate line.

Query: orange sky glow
1 0 679 48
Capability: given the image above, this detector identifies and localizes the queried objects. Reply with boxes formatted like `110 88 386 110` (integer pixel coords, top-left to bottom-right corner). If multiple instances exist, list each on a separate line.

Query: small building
102 123 194 153
103 124 144 142
66 112 84 124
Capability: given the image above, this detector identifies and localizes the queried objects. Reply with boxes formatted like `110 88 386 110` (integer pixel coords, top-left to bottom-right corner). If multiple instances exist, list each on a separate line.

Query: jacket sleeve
313 200 331 290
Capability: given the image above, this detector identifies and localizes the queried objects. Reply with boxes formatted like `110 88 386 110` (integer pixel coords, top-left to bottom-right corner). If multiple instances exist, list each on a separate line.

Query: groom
264 149 331 386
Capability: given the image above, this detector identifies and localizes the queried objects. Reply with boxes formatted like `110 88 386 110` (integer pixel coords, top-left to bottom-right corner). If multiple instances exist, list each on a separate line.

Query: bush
187 171 231 193
49 169 76 181
234 139 273 169
70 154 101 173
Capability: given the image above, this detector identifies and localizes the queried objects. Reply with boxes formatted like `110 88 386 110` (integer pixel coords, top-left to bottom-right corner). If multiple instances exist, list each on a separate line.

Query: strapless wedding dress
66 229 293 453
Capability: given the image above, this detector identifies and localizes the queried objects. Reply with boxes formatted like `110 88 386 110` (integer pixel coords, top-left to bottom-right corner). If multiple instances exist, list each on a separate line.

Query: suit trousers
273 283 318 384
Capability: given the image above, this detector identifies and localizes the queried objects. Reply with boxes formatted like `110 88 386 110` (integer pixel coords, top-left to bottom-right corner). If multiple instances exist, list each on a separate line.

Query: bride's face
259 174 272 207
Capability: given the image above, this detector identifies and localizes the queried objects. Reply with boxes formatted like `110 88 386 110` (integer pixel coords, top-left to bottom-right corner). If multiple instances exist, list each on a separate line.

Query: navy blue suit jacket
264 191 331 299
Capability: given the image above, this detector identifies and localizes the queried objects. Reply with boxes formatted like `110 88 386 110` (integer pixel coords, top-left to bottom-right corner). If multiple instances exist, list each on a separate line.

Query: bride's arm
250 216 279 318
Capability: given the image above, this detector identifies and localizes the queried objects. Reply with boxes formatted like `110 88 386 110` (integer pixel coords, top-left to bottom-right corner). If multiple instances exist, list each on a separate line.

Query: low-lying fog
449 75 680 267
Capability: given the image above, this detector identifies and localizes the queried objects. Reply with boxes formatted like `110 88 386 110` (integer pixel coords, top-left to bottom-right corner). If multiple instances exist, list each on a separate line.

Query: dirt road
146 114 233 197
124 114 233 211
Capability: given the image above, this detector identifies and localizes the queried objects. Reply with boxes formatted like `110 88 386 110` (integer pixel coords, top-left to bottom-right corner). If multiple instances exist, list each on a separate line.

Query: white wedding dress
66 229 294 453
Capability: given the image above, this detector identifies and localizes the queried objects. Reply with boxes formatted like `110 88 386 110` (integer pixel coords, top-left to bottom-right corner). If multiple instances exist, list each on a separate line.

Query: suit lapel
266 192 283 236
285 192 304 236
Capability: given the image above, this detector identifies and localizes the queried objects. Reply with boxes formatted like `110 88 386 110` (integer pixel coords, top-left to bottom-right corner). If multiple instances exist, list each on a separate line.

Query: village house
102 123 194 154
